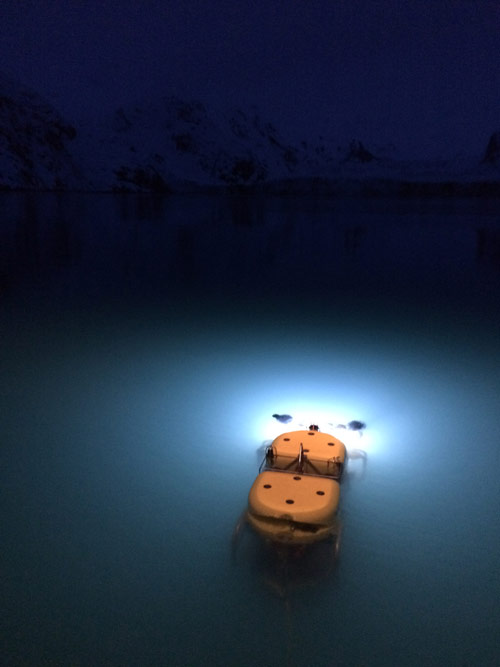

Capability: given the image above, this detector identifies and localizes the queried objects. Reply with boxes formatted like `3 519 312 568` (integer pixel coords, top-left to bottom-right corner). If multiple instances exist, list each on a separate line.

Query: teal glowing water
1 194 499 665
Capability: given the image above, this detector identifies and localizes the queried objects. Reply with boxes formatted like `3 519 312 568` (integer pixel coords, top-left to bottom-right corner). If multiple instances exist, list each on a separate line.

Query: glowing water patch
253 402 377 456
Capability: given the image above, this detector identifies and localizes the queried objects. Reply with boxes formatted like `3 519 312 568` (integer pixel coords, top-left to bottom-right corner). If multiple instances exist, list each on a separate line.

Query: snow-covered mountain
482 132 500 166
72 96 340 191
1 73 499 193
0 73 85 190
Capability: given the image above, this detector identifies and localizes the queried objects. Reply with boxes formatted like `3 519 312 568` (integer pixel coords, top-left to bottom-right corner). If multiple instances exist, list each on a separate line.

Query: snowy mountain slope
482 132 500 165
0 73 85 190
73 97 500 193
1 72 499 193
71 96 339 191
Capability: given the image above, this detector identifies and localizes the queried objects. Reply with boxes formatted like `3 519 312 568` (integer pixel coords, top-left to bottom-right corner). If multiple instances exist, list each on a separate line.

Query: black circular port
263 484 272 489
285 499 294 504
316 490 325 496
293 476 301 481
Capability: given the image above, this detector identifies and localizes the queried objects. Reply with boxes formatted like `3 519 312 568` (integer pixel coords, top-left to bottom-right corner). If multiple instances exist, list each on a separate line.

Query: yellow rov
247 425 346 546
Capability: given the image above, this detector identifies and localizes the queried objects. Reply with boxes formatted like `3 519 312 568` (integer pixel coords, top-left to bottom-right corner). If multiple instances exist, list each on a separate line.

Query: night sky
1 0 500 159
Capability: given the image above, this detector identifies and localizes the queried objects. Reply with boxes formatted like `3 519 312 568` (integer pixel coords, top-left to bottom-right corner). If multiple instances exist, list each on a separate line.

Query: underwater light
253 403 375 455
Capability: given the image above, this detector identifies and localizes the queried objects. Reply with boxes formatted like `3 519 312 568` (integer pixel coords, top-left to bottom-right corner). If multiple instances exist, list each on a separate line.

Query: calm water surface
1 193 500 666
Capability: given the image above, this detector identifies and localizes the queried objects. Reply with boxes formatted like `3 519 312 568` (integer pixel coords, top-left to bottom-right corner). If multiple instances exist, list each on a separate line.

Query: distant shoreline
2 177 500 197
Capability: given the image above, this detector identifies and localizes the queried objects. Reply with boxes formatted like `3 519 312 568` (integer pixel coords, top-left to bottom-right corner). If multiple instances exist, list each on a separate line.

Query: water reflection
2 193 498 308
344 224 366 256
49 205 74 268
16 195 40 280
0 194 81 291
174 225 196 284
228 194 264 227
476 226 500 271
116 192 168 221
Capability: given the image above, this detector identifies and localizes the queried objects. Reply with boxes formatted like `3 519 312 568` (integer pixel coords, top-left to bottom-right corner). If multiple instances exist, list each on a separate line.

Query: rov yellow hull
247 429 346 545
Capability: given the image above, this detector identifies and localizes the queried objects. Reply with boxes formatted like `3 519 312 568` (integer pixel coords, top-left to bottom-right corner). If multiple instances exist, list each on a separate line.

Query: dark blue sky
1 0 499 158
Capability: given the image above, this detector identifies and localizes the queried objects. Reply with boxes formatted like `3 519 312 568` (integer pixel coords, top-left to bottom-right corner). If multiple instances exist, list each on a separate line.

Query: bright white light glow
252 404 376 456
